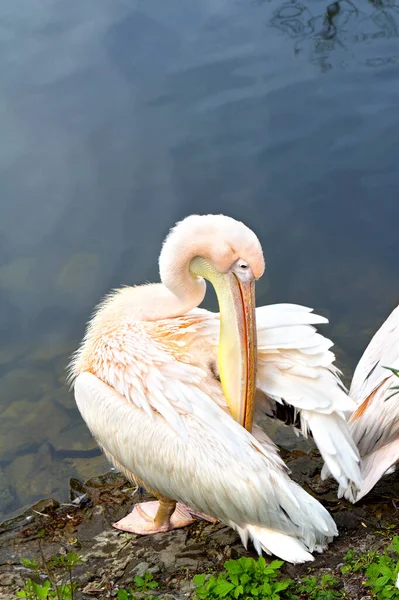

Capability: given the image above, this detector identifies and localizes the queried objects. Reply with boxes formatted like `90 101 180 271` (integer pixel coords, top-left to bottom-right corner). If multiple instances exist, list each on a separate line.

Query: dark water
1 0 399 518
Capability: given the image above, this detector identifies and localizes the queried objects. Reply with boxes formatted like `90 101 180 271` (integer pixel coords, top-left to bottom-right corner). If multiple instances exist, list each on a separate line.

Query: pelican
331 304 399 502
69 214 361 564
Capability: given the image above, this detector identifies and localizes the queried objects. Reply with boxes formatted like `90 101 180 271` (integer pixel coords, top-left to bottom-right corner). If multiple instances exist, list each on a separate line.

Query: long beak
217 275 257 432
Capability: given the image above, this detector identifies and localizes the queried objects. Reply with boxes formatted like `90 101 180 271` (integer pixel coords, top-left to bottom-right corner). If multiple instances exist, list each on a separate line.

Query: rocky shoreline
1 449 399 600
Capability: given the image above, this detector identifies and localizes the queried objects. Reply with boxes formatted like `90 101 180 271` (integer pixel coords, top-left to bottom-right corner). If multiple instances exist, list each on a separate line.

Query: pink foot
113 501 219 535
113 501 196 534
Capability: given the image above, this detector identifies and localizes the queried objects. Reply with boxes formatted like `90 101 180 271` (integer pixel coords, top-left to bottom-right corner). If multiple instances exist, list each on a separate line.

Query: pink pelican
70 214 361 563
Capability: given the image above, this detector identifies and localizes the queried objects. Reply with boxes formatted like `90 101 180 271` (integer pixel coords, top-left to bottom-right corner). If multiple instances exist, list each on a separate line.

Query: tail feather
231 474 338 564
304 411 362 492
338 440 399 502
232 524 315 564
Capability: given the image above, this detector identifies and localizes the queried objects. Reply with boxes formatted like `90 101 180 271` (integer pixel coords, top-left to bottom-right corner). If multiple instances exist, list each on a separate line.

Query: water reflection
1 0 399 519
269 0 399 70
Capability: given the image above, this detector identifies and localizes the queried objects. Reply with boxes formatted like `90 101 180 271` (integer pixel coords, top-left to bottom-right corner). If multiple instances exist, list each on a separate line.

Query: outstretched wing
158 305 361 492
253 304 361 491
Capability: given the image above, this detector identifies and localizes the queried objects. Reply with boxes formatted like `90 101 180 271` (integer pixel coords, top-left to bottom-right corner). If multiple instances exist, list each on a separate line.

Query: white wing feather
172 305 361 493
350 305 399 407
254 304 361 492
338 305 399 501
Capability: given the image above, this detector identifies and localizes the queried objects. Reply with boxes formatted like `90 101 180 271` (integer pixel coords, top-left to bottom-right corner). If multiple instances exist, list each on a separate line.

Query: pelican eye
232 259 254 282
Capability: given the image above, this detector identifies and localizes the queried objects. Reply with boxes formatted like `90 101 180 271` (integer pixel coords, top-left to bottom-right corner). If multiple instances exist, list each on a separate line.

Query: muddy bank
1 451 398 600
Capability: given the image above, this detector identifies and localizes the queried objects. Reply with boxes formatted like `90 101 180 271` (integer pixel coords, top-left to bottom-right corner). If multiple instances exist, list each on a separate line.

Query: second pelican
329 304 399 502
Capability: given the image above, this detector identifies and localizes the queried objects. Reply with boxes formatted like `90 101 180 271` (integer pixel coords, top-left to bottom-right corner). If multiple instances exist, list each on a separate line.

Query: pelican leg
105 452 218 533
113 498 197 534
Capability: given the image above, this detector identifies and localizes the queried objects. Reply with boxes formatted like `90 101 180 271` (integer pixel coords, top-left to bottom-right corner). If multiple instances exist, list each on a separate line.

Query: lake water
1 0 399 519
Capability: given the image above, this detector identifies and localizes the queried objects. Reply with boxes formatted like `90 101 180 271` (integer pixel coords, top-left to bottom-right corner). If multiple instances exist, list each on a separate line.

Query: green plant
133 572 158 592
117 591 156 600
364 536 399 599
340 537 399 599
293 574 343 599
193 556 292 600
117 590 158 600
340 548 380 575
15 551 83 600
116 591 133 600
116 572 158 600
384 366 399 400
15 580 73 600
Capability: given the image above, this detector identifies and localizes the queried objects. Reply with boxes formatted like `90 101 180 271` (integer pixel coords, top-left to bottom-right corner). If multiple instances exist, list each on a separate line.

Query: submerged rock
0 392 71 462
56 253 102 304
0 257 38 293
24 341 76 365
4 444 71 508
1 367 56 408
0 341 34 367
65 454 109 483
0 468 14 519
53 420 100 454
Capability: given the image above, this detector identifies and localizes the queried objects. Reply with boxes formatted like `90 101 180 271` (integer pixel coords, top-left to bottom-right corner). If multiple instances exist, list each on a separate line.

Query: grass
292 574 344 599
12 509 399 600
117 573 159 600
10 551 393 600
15 551 83 600
189 541 399 599
14 539 399 599
341 536 399 599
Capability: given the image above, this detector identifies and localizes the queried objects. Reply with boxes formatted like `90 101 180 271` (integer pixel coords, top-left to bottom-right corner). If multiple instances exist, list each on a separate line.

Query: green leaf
148 581 158 589
30 581 51 600
57 584 73 600
193 574 207 586
257 556 266 570
214 581 235 597
226 560 244 575
233 584 244 598
380 565 393 577
20 558 39 570
65 551 83 568
274 580 291 592
261 581 271 594
267 560 283 571
241 557 253 572
384 366 399 378
366 563 381 578
373 575 391 589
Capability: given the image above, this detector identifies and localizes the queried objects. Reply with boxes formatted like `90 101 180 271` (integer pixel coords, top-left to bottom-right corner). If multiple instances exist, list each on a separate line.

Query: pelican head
160 214 265 430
